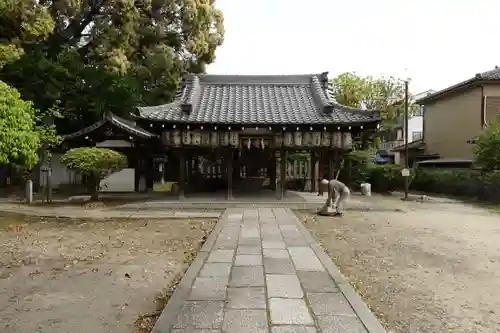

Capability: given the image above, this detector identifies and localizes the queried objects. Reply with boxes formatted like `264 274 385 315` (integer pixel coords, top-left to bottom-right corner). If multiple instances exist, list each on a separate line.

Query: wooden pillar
310 151 317 193
279 149 286 199
134 158 141 192
317 150 324 196
328 150 335 180
178 150 185 199
226 149 234 200
269 150 276 190
187 153 193 191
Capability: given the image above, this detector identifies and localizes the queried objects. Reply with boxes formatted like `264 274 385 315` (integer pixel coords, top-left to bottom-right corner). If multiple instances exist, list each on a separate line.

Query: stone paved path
152 208 386 333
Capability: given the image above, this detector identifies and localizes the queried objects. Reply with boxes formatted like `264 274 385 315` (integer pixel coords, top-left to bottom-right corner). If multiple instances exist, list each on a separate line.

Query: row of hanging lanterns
161 130 353 149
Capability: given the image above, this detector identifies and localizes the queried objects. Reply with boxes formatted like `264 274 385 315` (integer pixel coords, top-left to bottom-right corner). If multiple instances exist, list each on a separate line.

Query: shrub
474 119 500 171
61 147 128 200
366 164 406 193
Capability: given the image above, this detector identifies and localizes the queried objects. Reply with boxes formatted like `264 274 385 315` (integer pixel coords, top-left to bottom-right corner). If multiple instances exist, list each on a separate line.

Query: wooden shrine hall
63 72 381 199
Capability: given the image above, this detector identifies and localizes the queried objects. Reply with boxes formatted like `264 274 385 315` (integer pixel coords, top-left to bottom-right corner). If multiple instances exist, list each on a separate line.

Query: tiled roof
417 67 500 104
64 113 156 140
134 73 380 125
391 139 425 152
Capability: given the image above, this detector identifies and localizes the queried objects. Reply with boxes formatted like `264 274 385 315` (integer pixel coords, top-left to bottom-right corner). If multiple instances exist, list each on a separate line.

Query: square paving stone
241 228 261 239
172 328 221 333
226 287 266 309
296 271 339 293
283 237 309 246
262 241 286 249
199 263 232 278
269 298 314 325
271 327 317 333
207 250 235 263
317 316 368 333
188 277 228 301
266 274 303 298
307 293 356 316
288 247 325 271
223 309 269 333
173 301 224 328
238 238 261 246
229 266 265 287
263 249 289 259
235 254 262 266
264 258 295 274
279 225 300 233
237 246 262 254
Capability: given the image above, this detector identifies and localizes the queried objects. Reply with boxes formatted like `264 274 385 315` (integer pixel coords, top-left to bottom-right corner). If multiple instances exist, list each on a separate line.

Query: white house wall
39 153 82 188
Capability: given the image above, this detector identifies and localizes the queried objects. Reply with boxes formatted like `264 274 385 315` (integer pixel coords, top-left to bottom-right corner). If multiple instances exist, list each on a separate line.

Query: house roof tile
134 73 380 125
64 113 156 140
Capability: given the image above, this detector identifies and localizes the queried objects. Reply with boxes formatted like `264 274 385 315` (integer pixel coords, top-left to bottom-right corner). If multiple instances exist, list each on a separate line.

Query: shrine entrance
237 146 274 193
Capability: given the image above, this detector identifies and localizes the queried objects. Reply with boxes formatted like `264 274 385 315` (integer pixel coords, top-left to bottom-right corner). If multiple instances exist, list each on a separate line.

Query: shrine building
61 72 380 199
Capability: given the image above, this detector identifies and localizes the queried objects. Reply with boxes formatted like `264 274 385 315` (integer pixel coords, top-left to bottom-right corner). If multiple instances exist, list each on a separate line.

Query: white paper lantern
294 132 302 146
321 132 331 146
229 132 239 146
201 132 210 146
192 131 201 145
312 132 322 146
274 133 283 147
210 132 218 146
173 130 181 146
182 131 192 145
332 132 342 148
342 132 353 149
161 131 170 145
220 132 229 146
302 132 312 146
284 132 293 147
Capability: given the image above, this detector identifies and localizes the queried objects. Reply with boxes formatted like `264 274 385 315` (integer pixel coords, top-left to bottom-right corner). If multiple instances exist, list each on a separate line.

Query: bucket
360 183 371 196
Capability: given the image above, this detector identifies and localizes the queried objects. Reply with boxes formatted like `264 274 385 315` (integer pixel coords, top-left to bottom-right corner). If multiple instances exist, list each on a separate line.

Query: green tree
0 0 224 132
61 147 128 200
329 72 418 123
474 120 500 171
0 80 42 168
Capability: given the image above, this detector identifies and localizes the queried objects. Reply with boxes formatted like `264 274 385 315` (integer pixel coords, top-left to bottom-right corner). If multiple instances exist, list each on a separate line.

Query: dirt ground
0 213 216 333
297 196 500 333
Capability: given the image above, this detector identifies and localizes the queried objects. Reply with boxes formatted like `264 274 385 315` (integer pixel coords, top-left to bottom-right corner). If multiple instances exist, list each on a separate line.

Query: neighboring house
416 66 500 160
379 90 434 164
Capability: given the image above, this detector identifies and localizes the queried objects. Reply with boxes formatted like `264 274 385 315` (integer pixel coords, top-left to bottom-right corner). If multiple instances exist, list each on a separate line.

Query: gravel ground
0 213 216 333
297 197 500 333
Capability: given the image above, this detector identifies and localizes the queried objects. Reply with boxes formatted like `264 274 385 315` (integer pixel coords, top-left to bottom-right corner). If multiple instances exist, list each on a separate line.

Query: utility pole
403 79 410 199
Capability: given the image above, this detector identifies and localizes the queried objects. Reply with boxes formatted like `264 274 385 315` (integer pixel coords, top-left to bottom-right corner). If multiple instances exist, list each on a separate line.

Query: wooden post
279 149 286 199
226 149 233 200
310 151 317 193
318 150 324 196
327 150 334 181
269 150 276 190
187 153 193 191
178 150 185 199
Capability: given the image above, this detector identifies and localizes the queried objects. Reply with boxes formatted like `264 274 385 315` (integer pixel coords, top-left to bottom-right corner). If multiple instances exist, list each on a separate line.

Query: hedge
362 164 500 203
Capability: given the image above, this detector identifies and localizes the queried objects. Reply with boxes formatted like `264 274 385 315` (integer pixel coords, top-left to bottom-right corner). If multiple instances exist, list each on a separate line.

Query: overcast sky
207 0 499 95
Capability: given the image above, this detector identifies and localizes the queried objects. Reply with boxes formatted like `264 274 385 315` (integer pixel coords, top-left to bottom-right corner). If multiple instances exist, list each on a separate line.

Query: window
415 105 424 116
412 131 422 141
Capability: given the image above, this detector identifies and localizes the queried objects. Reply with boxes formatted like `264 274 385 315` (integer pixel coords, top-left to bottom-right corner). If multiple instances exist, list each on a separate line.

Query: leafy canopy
61 147 128 179
0 0 225 132
474 120 500 171
329 72 419 123
0 80 41 168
